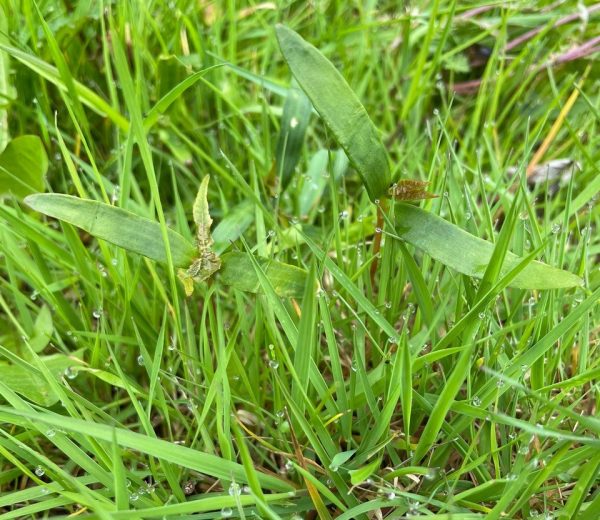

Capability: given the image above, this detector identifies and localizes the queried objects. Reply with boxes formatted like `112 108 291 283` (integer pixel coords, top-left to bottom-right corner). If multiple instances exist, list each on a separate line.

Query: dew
92 308 103 319
168 343 176 351
137 355 144 366
34 465 45 477
472 396 482 406
220 507 233 518
63 366 78 380
518 445 529 455
433 108 439 116
506 472 518 481
290 117 299 128
339 210 349 219
228 482 241 496
40 487 50 495
496 379 504 388
30 290 38 301
46 429 56 438
375 227 382 234
351 360 358 372
385 301 392 309
425 467 438 480
291 515 303 520
129 492 139 502
111 258 118 266
284 459 294 472
242 485 251 494
551 223 560 234
465 211 472 221
386 491 396 500
521 364 528 372
268 359 279 369
478 311 486 319
374 199 380 205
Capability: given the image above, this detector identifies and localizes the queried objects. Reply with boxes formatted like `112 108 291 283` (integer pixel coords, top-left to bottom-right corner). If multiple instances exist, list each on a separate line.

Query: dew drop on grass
129 492 139 502
551 223 561 234
478 312 486 319
63 367 77 380
290 117 299 128
137 355 144 366
228 482 241 496
30 290 38 301
34 465 45 477
465 211 472 221
387 491 396 500
92 308 103 319
375 227 382 234
268 359 279 369
291 515 303 520
40 487 49 495
220 507 233 518
472 396 481 406
46 429 56 438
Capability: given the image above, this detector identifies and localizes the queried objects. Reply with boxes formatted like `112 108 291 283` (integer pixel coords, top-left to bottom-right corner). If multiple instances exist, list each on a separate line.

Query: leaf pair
275 24 581 290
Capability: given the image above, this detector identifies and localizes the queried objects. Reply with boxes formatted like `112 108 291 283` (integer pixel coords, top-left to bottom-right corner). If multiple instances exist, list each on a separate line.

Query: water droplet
478 311 486 319
92 308 103 319
496 379 504 388
63 367 78 380
137 355 144 366
472 396 482 406
385 301 392 309
129 492 139 502
465 211 472 221
425 468 438 480
433 108 439 116
387 491 396 500
30 290 38 301
220 507 233 518
34 465 45 477
268 359 279 369
375 227 382 234
290 117 299 128
551 223 560 234
46 429 56 438
521 364 528 372
40 487 49 495
111 258 118 266
228 482 241 496
351 360 358 372
339 210 349 219
506 472 518 481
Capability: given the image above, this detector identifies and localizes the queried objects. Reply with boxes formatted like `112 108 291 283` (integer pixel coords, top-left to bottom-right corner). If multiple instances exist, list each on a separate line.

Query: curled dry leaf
389 179 438 201
178 175 221 296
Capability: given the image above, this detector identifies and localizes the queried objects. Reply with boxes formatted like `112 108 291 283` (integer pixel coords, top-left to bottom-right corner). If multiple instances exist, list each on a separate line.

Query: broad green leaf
219 252 307 298
328 449 356 471
0 354 81 406
0 136 47 198
276 24 390 202
275 85 312 190
24 193 196 267
394 203 582 289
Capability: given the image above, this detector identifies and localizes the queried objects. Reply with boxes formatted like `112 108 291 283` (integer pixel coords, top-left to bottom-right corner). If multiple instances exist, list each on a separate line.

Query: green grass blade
0 136 47 198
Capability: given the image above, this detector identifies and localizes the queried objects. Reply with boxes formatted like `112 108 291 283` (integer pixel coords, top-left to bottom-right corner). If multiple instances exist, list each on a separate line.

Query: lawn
0 1 599 519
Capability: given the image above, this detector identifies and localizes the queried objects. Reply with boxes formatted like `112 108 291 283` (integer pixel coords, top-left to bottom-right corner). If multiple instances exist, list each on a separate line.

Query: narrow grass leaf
276 25 390 201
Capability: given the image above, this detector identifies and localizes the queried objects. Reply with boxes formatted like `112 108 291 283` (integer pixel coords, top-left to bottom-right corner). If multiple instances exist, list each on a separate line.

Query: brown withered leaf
389 180 438 201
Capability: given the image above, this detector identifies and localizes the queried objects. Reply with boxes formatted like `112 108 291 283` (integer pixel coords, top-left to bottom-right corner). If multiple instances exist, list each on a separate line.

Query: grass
0 1 599 519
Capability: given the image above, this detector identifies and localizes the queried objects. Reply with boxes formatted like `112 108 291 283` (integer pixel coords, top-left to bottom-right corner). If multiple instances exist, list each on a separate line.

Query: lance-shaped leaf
276 24 390 202
24 193 197 267
394 203 582 290
275 85 312 190
25 193 306 297
0 135 48 199
219 252 307 298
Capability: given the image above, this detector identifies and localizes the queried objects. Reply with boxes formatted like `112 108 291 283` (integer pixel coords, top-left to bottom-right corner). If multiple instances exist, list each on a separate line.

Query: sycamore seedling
178 175 221 296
